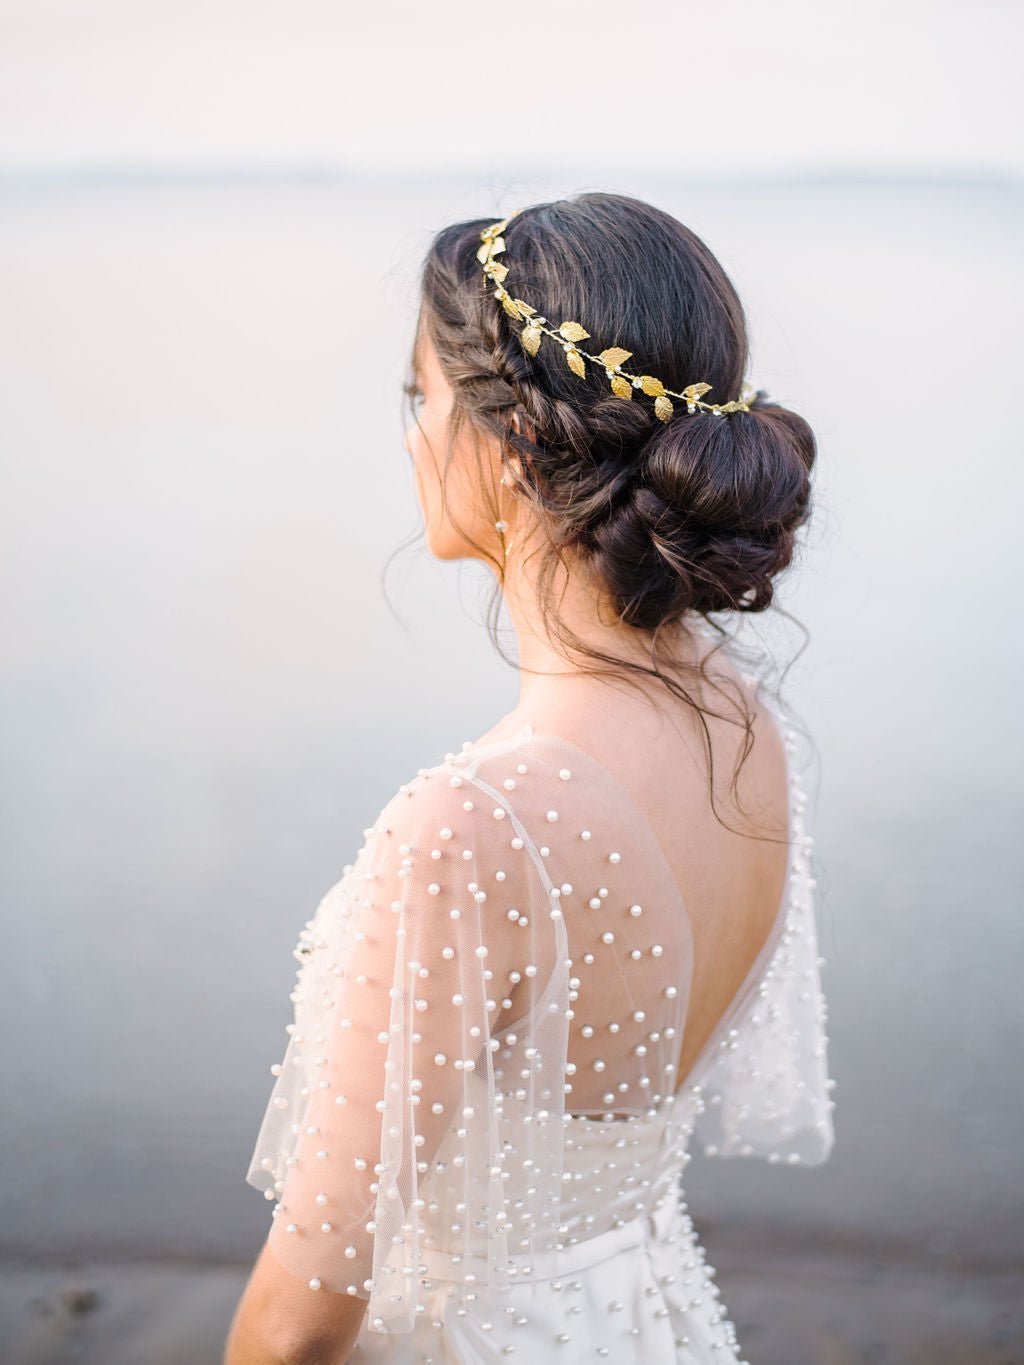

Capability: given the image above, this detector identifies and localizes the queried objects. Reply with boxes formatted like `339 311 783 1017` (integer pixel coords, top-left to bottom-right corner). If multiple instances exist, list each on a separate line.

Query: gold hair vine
478 211 756 422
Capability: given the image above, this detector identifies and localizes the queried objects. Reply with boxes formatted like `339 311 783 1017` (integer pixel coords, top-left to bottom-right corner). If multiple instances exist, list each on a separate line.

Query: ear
510 409 538 447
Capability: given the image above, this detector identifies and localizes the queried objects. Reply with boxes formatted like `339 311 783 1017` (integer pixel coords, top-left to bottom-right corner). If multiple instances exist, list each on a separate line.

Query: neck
494 527 701 717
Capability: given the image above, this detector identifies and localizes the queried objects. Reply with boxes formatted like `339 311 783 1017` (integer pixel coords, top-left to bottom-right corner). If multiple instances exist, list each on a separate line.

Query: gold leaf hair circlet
478 211 757 423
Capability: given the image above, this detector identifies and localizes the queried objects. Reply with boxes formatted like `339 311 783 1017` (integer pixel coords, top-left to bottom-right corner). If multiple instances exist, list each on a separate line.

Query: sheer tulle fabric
245 685 834 1346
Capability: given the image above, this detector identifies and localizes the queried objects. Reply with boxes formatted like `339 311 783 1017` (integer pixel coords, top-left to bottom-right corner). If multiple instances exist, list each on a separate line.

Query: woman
226 191 835 1364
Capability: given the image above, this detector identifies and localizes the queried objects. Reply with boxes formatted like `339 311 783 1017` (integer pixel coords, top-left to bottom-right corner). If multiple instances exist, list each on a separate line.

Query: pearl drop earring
496 469 511 535
495 488 510 559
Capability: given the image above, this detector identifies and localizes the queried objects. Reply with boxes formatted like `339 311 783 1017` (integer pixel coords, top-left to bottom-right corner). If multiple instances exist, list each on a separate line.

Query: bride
227 191 834 1364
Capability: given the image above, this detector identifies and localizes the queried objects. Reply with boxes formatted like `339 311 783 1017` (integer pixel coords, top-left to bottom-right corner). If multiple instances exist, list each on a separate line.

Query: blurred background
1 2 1022 1362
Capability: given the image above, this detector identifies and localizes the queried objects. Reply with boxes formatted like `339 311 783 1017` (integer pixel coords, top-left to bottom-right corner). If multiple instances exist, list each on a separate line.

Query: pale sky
0 0 1020 179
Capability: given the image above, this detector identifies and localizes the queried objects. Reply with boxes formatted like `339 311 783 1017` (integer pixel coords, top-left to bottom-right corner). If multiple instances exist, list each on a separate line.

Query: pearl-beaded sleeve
244 751 562 1333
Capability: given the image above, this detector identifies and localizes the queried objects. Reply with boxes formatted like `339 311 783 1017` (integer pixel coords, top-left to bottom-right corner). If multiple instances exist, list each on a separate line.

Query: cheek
407 418 481 559
408 423 437 488
407 421 445 520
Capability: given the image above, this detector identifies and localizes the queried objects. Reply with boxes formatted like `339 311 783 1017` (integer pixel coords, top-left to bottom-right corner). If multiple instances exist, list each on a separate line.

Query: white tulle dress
245 680 835 1363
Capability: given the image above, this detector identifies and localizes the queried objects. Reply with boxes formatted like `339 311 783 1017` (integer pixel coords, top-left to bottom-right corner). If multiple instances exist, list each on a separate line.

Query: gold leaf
521 326 542 356
598 347 633 369
610 375 633 399
682 382 712 401
565 347 587 379
501 295 524 318
654 395 674 422
476 241 491 263
559 320 591 342
489 237 506 255
513 299 536 316
488 261 509 284
639 375 666 397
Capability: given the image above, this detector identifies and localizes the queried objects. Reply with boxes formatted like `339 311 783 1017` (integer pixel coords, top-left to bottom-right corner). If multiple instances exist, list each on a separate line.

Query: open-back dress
245 666 835 1363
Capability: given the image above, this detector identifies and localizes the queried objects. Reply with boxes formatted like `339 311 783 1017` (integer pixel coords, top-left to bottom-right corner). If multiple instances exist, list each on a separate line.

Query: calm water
0 175 1021 1267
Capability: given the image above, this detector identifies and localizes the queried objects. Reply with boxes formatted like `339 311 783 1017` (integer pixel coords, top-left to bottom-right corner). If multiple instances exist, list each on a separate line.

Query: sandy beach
5 1240 1022 1365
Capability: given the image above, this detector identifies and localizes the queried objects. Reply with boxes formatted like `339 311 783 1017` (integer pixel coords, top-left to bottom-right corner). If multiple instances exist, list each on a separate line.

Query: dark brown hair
403 191 818 836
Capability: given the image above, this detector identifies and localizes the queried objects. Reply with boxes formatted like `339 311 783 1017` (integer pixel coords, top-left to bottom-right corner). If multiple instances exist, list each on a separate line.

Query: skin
225 322 786 1364
224 1240 367 1364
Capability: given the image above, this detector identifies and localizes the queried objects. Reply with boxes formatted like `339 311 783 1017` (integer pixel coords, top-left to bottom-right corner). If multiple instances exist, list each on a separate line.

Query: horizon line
0 162 1019 193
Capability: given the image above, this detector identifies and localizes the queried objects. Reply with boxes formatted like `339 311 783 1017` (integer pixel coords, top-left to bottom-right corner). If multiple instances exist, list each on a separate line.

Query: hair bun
585 395 816 624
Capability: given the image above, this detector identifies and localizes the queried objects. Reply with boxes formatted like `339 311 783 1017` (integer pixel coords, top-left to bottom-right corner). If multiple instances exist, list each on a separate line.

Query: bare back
472 645 792 1112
